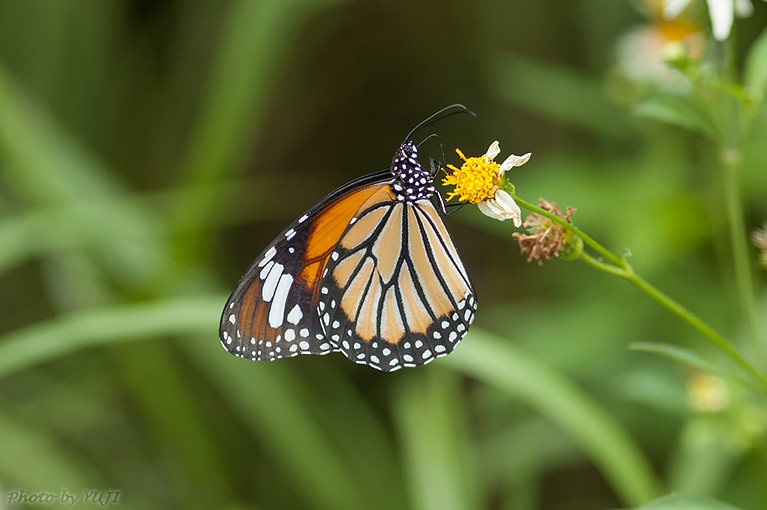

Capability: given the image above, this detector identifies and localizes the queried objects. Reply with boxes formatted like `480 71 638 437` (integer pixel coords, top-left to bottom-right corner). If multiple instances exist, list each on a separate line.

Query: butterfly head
390 141 435 202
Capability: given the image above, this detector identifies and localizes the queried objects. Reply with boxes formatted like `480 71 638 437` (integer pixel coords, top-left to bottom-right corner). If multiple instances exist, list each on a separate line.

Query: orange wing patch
300 184 395 294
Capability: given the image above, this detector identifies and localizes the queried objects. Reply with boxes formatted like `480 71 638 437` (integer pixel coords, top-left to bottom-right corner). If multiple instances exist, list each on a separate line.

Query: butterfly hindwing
317 193 477 372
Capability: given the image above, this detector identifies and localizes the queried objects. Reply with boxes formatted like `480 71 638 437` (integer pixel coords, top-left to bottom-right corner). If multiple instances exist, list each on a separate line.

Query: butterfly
219 105 477 372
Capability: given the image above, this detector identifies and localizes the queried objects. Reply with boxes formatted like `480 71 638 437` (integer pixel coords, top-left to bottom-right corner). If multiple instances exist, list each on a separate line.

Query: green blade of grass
305 368 408 510
391 369 480 510
0 295 369 510
639 493 746 510
443 329 663 506
0 295 222 380
0 63 166 289
629 342 754 388
170 0 343 266
184 333 368 510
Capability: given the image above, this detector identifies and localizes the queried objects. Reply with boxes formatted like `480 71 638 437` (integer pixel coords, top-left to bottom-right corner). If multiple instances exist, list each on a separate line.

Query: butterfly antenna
417 132 444 160
404 104 475 142
419 133 447 177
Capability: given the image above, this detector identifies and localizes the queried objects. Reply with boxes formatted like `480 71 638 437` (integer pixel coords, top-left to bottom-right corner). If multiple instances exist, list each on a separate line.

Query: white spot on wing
261 263 284 302
258 246 277 267
287 304 303 325
268 273 293 328
259 260 275 280
228 314 235 324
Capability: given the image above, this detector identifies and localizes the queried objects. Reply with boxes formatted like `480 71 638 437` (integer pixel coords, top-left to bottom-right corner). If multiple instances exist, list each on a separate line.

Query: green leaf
443 329 663 506
744 28 767 103
634 95 717 138
0 295 223 379
629 342 754 388
638 493 746 510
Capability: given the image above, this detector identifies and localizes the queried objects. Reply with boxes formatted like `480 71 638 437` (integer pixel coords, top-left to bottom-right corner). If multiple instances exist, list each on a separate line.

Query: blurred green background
1 1 767 509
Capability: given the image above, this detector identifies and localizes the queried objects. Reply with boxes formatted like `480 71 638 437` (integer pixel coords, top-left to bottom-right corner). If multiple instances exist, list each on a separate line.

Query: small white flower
663 0 763 41
479 141 529 226
477 189 523 226
443 141 530 227
615 22 704 91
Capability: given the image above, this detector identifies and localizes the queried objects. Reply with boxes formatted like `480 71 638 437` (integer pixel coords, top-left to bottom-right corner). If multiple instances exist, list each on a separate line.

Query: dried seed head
512 199 578 265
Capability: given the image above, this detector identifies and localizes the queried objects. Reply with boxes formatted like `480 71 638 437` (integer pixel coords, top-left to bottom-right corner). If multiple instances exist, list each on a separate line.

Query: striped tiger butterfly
219 105 477 372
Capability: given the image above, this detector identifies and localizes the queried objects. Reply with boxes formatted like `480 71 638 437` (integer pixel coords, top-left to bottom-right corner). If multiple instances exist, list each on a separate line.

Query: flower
612 0 706 94
663 0 763 41
687 372 730 412
614 20 704 91
442 141 531 227
752 223 767 268
512 199 579 265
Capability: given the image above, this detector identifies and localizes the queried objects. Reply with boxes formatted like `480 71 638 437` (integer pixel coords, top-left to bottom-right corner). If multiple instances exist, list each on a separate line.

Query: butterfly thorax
390 141 435 203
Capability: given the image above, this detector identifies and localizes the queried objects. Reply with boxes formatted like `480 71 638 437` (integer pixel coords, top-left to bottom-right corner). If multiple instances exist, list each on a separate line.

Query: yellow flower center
442 148 500 204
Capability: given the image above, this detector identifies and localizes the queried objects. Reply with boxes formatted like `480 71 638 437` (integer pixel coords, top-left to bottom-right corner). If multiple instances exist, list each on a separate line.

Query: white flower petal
485 141 501 160
498 152 532 174
477 190 522 227
706 0 734 40
663 0 694 19
477 201 504 221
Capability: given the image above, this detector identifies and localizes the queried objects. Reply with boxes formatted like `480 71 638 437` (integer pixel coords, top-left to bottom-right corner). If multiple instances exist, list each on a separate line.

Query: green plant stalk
512 193 767 395
584 251 767 392
721 152 764 366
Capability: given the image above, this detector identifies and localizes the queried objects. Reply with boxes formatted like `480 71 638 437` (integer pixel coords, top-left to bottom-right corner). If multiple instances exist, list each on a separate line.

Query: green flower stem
513 194 767 395
577 250 625 277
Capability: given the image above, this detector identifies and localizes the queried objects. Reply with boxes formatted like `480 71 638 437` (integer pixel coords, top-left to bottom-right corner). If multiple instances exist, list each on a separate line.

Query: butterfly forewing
317 194 476 372
219 172 392 361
